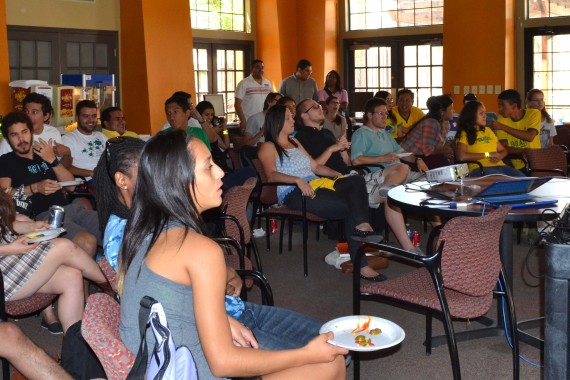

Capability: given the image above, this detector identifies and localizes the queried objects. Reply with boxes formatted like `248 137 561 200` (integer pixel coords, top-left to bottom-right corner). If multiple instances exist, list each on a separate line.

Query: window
525 27 570 123
190 0 246 32
528 0 570 18
348 0 443 31
348 39 443 113
193 42 251 120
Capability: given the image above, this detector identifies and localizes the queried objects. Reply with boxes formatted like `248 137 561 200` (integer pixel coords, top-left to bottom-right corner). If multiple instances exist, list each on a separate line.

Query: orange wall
0 2 11 112
257 0 338 92
443 0 515 113
120 0 196 134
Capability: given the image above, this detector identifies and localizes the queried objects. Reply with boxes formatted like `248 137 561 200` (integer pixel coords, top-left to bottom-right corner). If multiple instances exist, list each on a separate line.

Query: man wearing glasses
278 59 319 103
351 97 428 192
0 93 71 160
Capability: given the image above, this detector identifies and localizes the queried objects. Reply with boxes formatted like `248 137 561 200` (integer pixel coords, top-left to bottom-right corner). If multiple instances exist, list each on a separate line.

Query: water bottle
406 224 412 240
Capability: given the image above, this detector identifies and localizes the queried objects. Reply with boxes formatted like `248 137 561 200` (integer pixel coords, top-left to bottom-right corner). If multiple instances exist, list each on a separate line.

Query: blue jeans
238 302 322 350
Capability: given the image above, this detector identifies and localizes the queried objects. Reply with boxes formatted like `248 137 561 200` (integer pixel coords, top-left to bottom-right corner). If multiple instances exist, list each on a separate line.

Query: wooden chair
352 206 518 380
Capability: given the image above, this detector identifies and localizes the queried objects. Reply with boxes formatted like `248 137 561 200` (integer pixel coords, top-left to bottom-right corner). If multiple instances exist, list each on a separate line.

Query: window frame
344 34 443 113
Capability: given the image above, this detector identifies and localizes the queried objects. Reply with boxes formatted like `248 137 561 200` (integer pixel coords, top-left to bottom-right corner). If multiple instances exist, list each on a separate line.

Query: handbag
127 296 198 380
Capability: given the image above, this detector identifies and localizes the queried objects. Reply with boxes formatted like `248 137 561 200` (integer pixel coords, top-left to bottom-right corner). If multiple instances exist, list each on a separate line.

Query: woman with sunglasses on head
455 101 525 177
118 130 347 379
322 96 347 139
0 190 108 334
258 105 385 281
526 89 557 148
93 137 145 270
318 70 348 115
399 95 454 169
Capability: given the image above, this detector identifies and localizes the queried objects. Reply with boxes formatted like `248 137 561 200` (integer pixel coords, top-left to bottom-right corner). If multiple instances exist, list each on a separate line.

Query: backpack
127 296 198 380
60 320 106 379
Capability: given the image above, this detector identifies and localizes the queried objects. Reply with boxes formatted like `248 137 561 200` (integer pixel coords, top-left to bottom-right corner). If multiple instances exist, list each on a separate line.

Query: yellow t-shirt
496 108 541 169
384 117 398 139
392 106 425 137
457 127 505 172
102 129 140 139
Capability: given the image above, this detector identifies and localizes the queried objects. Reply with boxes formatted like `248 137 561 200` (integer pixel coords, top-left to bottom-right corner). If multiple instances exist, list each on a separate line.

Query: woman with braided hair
93 137 145 269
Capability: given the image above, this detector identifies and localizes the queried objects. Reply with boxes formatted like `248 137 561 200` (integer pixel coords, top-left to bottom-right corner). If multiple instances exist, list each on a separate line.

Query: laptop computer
469 177 558 208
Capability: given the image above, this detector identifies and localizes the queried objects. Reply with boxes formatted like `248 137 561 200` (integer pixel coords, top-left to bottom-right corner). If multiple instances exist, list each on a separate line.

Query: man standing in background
278 59 319 104
235 59 273 133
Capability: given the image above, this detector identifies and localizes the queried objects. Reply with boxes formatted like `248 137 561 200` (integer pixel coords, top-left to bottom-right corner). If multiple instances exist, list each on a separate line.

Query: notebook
470 177 558 208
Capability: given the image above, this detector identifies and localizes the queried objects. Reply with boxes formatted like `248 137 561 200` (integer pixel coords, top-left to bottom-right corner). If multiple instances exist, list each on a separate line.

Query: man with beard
61 100 107 179
0 112 100 333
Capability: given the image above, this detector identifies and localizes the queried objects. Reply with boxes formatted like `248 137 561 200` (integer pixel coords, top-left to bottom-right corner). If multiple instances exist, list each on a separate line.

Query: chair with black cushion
524 145 568 177
352 206 518 380
0 271 58 380
250 159 328 277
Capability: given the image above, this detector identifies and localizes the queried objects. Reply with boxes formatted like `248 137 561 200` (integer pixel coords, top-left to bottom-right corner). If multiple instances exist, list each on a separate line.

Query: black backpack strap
126 296 157 379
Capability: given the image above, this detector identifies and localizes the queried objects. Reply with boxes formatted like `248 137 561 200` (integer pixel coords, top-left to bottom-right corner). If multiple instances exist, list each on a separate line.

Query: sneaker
323 250 351 269
252 228 265 238
410 246 425 256
41 317 63 335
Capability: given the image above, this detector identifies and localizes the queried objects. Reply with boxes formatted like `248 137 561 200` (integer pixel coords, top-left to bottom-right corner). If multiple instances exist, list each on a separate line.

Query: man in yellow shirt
392 89 425 138
490 89 540 170
101 106 140 139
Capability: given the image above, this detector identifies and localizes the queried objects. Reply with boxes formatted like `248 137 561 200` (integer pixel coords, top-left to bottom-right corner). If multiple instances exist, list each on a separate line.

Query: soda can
48 205 65 228
270 219 278 234
412 231 421 247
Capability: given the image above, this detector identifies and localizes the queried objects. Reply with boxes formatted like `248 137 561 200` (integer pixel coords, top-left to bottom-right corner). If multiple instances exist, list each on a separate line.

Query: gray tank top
119 222 225 379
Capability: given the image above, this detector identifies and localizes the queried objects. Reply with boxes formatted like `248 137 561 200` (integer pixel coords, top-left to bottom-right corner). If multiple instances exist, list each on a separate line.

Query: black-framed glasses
304 103 322 114
105 136 129 181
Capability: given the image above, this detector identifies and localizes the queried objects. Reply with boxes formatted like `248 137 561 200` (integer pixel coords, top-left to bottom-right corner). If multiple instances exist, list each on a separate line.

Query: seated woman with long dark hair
0 191 107 334
455 101 525 177
258 105 385 282
118 130 347 379
399 95 454 169
96 136 327 353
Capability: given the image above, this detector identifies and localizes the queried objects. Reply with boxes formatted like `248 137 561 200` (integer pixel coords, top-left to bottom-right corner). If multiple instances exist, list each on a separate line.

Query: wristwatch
415 157 423 163
48 158 60 167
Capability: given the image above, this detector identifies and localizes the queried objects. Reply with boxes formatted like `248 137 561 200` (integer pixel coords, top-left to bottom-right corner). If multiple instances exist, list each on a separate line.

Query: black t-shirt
295 126 350 174
0 152 69 216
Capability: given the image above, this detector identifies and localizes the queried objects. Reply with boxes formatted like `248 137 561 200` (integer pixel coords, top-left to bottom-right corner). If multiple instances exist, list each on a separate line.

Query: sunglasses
105 136 130 181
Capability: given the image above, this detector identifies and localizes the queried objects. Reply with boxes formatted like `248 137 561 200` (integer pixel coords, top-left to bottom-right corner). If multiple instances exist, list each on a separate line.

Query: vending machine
60 74 115 111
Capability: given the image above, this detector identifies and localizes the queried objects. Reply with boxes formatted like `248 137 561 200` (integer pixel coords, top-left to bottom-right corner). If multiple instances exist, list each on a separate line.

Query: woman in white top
525 88 557 148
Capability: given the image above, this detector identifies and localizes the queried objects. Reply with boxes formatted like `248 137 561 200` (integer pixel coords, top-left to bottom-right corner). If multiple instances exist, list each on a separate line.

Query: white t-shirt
245 111 265 145
235 75 273 121
62 129 107 171
160 118 202 131
0 124 63 156
540 119 557 148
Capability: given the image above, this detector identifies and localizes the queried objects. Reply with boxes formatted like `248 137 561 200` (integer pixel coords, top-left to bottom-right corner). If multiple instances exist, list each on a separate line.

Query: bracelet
484 152 490 158
4 187 12 194
28 184 34 195
222 129 229 135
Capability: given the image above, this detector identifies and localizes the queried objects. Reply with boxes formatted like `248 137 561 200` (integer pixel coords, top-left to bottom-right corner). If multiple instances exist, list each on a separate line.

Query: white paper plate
397 152 413 158
25 228 66 243
59 180 84 187
320 315 405 352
